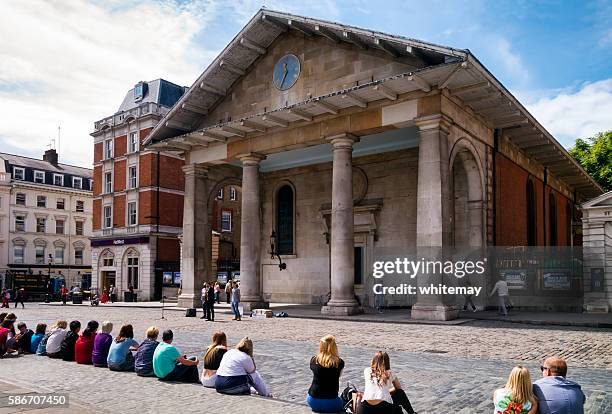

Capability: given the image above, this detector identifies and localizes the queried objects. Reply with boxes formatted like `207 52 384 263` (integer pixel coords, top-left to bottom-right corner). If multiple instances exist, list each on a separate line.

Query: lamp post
269 230 287 271
46 254 54 302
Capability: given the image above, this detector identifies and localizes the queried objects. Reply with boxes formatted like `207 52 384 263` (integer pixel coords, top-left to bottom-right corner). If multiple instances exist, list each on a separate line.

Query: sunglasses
540 366 549 372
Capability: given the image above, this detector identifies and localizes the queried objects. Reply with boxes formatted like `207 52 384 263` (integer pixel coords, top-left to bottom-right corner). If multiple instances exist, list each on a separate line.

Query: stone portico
145 10 601 319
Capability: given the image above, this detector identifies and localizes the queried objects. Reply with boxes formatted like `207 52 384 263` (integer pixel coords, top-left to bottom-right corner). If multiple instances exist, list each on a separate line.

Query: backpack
341 382 358 413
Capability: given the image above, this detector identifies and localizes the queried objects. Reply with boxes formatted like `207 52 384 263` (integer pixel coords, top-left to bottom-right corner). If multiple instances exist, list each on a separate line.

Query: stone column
177 164 209 309
322 133 362 315
411 114 459 320
238 153 268 311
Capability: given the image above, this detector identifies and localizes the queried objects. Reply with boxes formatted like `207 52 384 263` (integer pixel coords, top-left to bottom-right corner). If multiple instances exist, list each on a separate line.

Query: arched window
526 179 537 246
276 184 294 255
126 249 139 290
549 192 557 246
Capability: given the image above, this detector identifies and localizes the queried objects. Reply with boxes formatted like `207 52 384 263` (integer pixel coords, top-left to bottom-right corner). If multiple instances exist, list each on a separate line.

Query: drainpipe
155 151 161 299
543 168 548 245
492 129 499 246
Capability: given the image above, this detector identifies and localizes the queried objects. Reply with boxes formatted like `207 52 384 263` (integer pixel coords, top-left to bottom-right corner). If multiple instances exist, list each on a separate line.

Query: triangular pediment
582 190 612 208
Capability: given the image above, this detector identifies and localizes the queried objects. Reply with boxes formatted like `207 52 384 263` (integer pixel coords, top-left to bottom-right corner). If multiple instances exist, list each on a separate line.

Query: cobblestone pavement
1 305 610 413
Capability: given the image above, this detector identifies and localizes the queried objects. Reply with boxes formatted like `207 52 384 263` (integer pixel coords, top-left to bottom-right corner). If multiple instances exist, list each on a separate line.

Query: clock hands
280 62 288 89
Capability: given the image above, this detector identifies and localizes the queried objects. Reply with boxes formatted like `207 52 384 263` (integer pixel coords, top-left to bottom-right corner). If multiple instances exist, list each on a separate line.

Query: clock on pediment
273 54 300 91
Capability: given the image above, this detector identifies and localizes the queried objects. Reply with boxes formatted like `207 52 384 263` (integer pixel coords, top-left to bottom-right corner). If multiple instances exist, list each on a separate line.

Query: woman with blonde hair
356 351 416 414
215 336 271 397
307 335 345 413
201 331 228 387
493 366 538 414
44 320 68 358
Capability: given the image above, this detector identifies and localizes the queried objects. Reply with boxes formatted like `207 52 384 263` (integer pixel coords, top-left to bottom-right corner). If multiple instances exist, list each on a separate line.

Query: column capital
326 133 360 149
236 152 266 166
182 163 208 177
414 114 453 134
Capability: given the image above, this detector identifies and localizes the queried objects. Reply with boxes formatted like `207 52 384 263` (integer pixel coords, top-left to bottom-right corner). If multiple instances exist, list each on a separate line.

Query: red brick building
91 79 186 301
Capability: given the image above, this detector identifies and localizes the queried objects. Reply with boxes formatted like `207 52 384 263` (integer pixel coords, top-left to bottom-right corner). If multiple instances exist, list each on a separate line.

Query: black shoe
200 316 205 319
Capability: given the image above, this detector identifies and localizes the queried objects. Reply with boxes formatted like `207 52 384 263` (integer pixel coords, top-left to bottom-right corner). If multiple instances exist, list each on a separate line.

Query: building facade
211 184 242 280
145 10 602 319
0 149 93 296
90 79 186 301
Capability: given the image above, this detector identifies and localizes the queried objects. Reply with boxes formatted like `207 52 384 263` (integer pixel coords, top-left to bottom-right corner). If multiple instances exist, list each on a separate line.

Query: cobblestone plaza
1 305 610 413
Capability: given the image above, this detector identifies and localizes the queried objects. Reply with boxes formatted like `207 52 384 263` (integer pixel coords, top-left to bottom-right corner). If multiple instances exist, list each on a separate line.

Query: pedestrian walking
1 288 9 308
225 279 232 304
200 282 209 320
230 281 241 321
206 282 215 321
14 288 25 309
60 285 68 305
109 285 116 303
214 282 221 304
489 277 512 316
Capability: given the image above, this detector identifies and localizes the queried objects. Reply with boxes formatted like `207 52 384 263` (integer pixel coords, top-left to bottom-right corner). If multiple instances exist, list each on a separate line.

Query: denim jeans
231 301 240 318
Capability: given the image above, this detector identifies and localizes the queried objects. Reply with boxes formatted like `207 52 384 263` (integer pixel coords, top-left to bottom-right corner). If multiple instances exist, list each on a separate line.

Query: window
354 246 364 285
72 177 82 189
36 217 46 233
104 172 112 193
75 249 83 265
276 185 294 255
34 170 45 183
16 193 26 206
128 165 137 189
549 193 557 246
55 247 64 264
53 174 64 186
103 256 114 267
216 188 223 200
127 253 139 289
13 167 25 180
56 219 64 234
75 220 84 236
14 245 24 264
36 246 45 264
76 200 84 212
15 215 25 232
104 139 113 159
129 132 139 153
103 205 112 228
56 198 65 210
128 201 137 226
526 180 537 246
37 195 46 208
221 210 232 232
230 186 237 201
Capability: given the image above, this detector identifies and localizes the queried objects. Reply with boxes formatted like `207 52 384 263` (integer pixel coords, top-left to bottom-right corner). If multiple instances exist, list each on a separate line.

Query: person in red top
75 320 99 364
60 285 68 305
0 318 17 357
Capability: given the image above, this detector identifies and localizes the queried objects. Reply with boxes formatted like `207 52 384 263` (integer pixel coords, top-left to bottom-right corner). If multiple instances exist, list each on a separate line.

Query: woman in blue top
30 323 46 354
107 324 139 371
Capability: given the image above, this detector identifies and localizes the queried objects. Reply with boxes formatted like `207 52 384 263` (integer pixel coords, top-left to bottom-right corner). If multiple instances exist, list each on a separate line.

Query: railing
94 103 166 131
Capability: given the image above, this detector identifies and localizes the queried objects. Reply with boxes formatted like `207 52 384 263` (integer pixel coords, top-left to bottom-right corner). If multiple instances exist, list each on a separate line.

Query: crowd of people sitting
0 311 587 414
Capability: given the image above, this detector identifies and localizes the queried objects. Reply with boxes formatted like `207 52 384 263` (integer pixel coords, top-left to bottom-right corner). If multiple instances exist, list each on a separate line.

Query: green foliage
569 131 612 192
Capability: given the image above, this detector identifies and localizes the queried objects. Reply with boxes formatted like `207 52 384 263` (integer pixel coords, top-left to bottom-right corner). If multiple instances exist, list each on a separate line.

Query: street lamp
269 230 287 271
47 254 54 302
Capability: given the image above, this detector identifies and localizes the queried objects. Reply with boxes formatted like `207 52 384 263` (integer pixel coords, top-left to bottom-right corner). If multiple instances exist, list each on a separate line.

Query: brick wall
138 191 154 225
93 199 101 230
93 165 102 196
114 159 126 192
157 237 180 262
113 194 125 228
94 142 103 163
115 135 127 157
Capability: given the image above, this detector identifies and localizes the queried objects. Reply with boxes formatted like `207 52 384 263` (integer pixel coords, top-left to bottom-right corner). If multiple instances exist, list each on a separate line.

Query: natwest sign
91 236 149 247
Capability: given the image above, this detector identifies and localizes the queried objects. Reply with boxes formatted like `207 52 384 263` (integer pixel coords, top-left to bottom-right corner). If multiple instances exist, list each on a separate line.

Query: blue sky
0 0 610 167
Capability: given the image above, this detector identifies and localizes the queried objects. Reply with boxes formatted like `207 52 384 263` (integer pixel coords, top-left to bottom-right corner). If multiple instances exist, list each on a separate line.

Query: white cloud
522 79 612 148
481 36 530 88
0 0 220 167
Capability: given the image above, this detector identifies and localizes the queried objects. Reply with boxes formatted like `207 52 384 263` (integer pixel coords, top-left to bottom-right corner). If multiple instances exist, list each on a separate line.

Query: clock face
273 54 300 91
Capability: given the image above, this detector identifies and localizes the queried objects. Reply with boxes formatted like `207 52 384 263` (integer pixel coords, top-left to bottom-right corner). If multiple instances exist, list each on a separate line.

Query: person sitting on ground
30 323 47 354
307 335 345 413
60 320 81 361
153 329 200 383
3 313 17 350
0 318 17 357
45 320 68 358
215 336 271 397
356 351 417 414
107 324 139 371
201 331 228 387
493 365 537 414
533 357 585 414
135 326 160 377
75 320 99 364
92 321 113 367
0 312 7 323
15 322 34 354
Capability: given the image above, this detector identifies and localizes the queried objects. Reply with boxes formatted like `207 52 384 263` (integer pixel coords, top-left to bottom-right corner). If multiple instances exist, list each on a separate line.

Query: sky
0 0 610 168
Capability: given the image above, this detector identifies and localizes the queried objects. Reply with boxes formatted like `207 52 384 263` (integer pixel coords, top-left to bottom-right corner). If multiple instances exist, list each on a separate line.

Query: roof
582 190 612 209
144 8 603 200
116 79 187 113
0 152 92 178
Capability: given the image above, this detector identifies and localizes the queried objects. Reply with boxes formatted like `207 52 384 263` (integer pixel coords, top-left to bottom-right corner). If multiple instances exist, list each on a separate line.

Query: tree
569 131 612 192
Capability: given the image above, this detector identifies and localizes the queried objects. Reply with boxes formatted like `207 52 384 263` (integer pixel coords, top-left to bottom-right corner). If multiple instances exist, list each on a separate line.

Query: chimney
43 149 58 166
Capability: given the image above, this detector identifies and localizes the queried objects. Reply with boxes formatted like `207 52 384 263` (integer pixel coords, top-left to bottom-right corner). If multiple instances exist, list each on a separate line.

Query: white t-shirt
362 367 398 405
46 328 68 354
216 349 255 377
491 280 509 296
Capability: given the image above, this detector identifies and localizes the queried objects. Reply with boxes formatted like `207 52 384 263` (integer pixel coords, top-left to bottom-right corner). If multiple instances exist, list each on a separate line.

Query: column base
241 300 269 313
411 303 459 321
321 301 363 316
177 294 201 309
